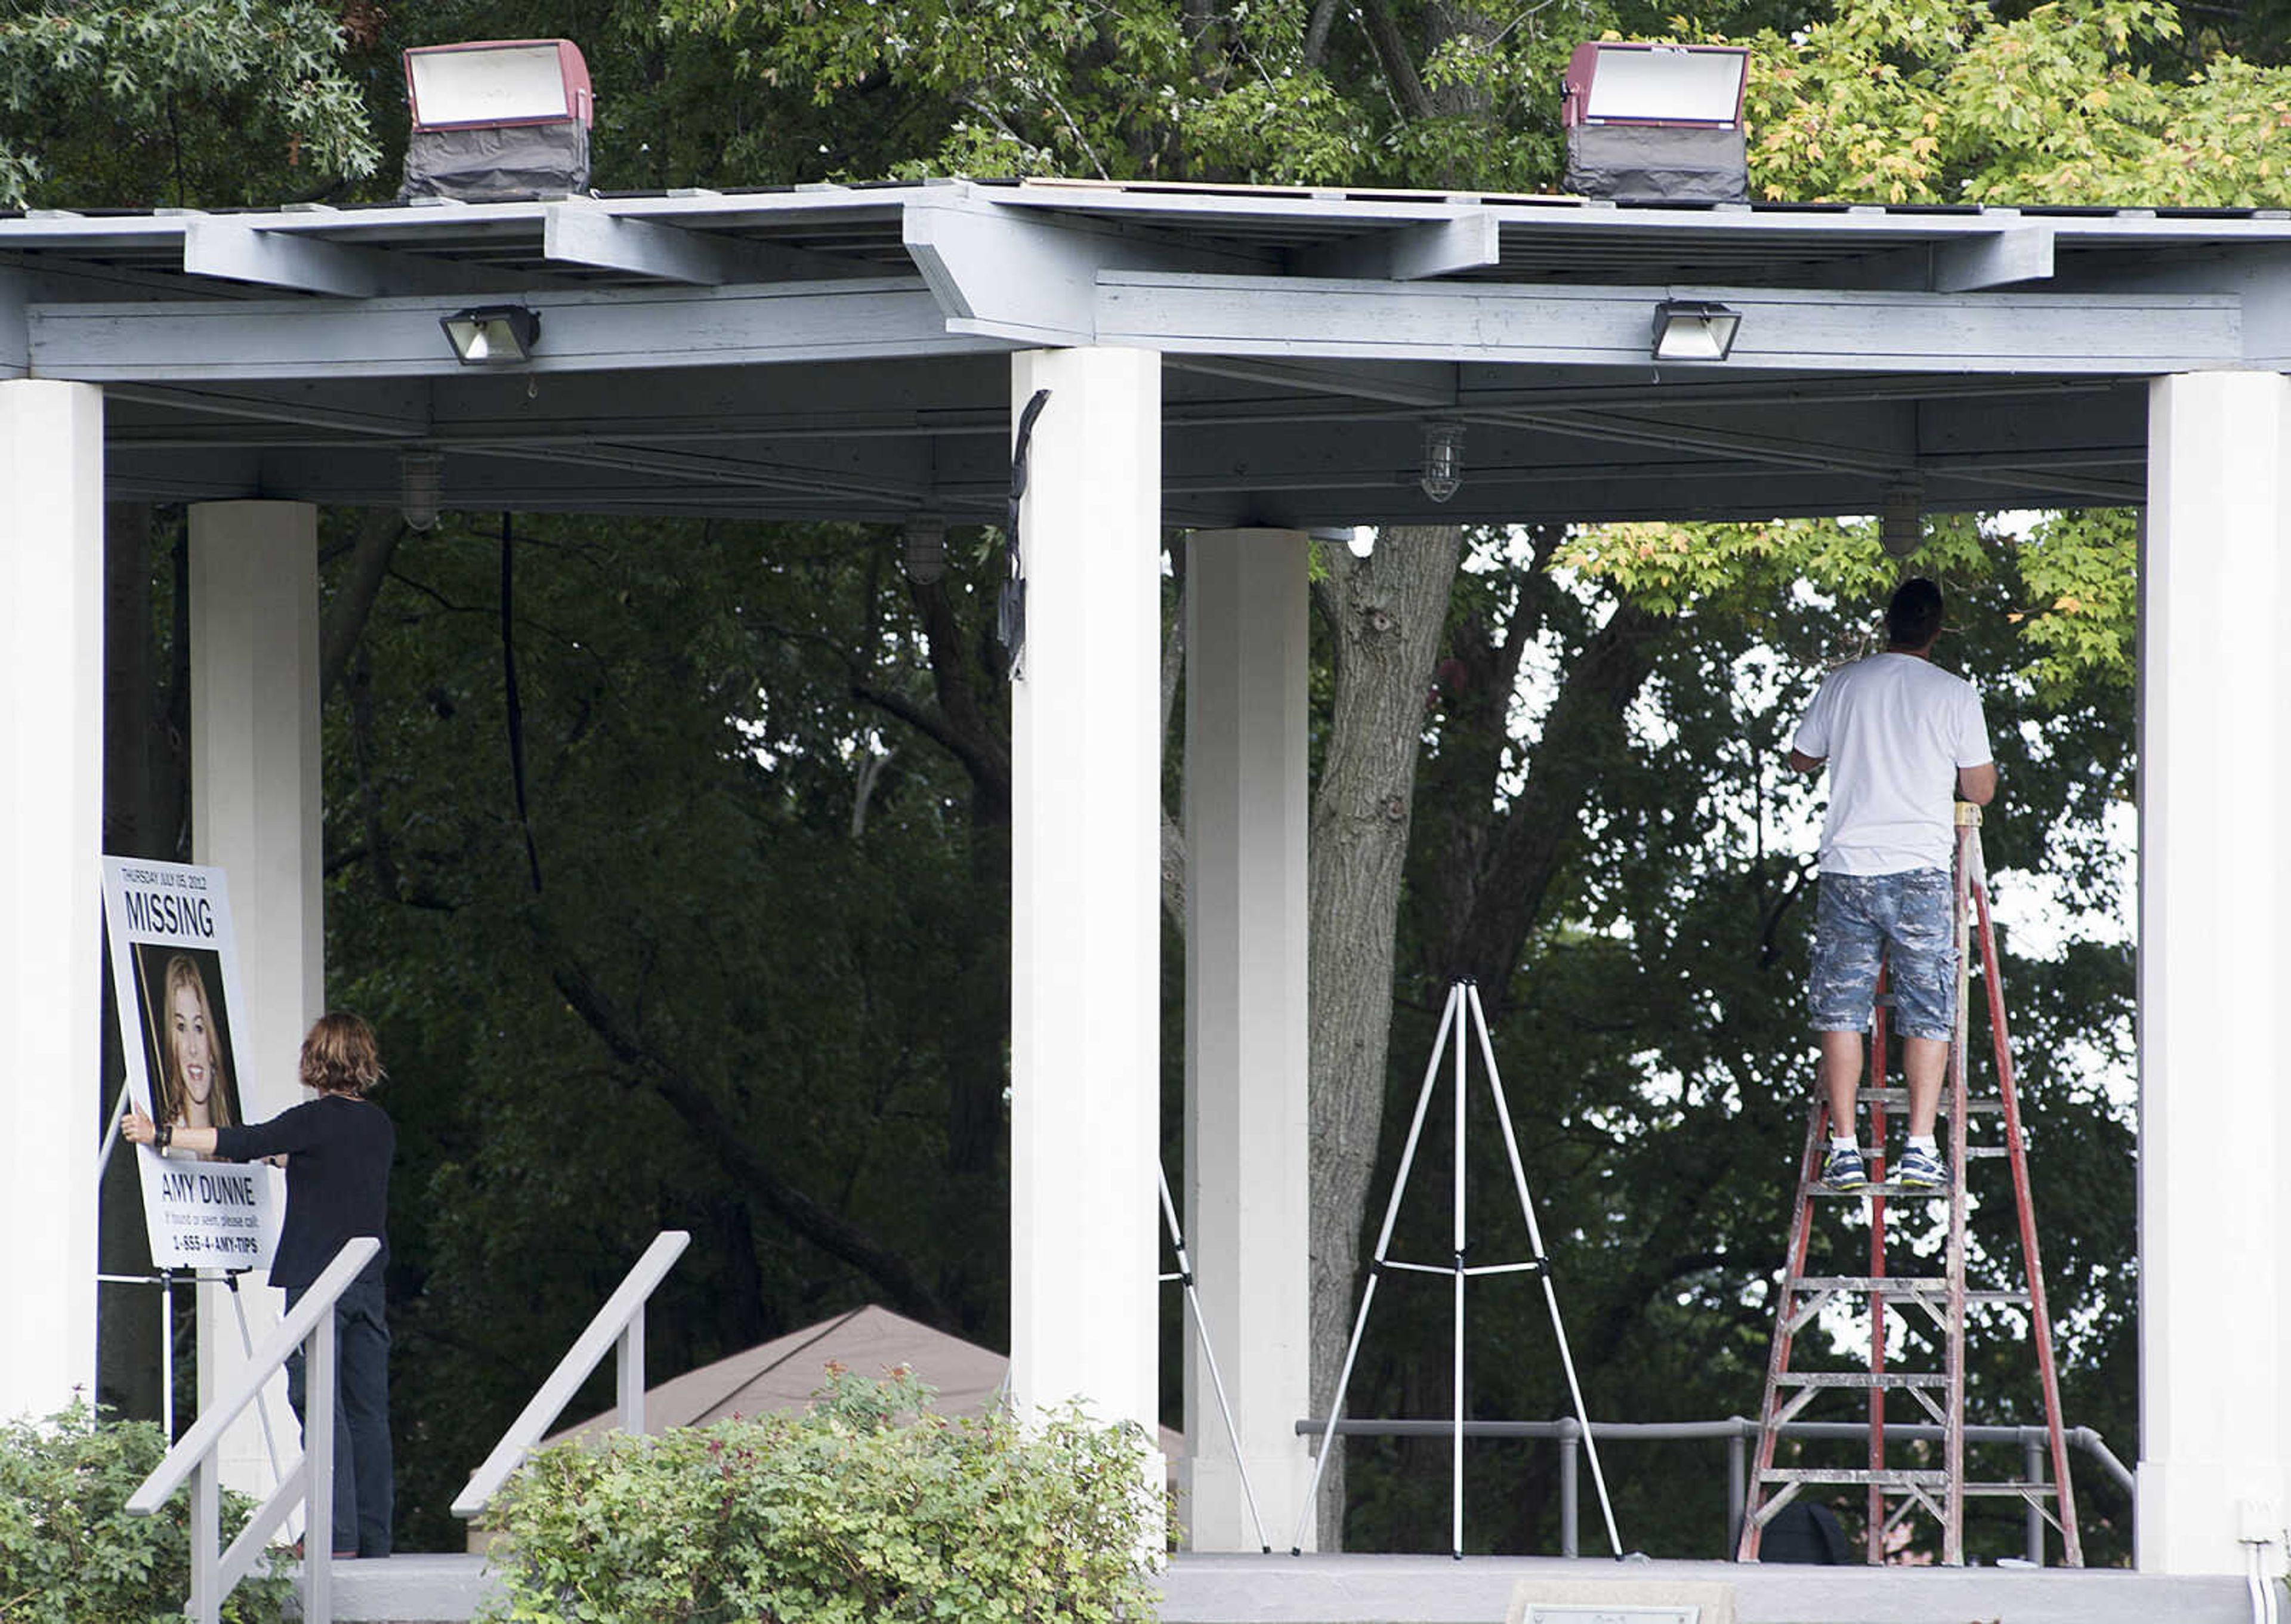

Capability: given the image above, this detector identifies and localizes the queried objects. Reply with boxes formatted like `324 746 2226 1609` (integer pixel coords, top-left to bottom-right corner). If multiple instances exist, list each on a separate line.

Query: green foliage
1555 506 2135 703
477 1369 1162 1624
1737 0 2291 205
652 0 1591 189
327 512 1020 1548
0 1404 291 1624
0 0 380 208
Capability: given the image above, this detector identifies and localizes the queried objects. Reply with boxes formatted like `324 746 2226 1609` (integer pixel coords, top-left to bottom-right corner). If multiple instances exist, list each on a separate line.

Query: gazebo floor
322 1548 2254 1623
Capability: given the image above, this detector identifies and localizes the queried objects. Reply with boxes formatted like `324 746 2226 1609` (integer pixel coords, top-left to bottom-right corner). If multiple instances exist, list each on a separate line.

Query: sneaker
1820 1144 1870 1190
1895 1145 1949 1189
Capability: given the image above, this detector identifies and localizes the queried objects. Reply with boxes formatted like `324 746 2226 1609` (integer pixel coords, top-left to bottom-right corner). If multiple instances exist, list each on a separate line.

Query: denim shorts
1808 868 1957 1041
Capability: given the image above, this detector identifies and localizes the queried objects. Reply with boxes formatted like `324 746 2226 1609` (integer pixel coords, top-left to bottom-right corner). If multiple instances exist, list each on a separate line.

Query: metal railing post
308 1303 338 1621
190 1456 220 1624
2025 1431 2047 1566
1728 1422 1747 1557
618 1309 646 1438
1558 1420 1579 1558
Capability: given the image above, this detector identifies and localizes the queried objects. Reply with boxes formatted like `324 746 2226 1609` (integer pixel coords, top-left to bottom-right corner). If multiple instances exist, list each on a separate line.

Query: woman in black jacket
125 1011 394 1559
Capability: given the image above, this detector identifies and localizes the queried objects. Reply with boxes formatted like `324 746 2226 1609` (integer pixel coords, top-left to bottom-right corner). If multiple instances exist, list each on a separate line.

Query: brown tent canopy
547 1304 1182 1458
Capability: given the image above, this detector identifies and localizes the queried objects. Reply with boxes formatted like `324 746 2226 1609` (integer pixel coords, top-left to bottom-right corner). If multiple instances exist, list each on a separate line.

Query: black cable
500 513 544 894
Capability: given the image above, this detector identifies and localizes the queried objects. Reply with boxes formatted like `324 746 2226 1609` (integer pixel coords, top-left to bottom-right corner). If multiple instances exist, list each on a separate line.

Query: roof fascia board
182 217 570 298
901 189 1274 343
29 277 989 382
542 202 878 285
1097 270 2241 373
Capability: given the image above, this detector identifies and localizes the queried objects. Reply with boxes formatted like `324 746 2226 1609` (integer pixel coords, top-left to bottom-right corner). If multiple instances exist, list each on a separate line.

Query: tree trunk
1306 524 1462 1546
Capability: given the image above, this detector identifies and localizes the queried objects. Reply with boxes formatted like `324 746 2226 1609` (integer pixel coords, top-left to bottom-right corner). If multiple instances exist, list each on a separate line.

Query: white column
189 501 323 1496
1008 348 1162 1449
2138 372 2291 1577
0 382 103 1422
1180 529 1313 1551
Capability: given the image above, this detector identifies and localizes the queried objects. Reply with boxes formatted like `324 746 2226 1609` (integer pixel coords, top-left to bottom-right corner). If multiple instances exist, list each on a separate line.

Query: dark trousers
284 1274 393 1557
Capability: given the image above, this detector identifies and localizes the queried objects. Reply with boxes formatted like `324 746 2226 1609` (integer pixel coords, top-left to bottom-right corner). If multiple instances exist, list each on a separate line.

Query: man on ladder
1787 577 1996 1192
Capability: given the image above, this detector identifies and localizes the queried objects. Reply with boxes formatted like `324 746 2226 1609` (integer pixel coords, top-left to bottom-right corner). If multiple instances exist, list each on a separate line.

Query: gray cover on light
401 122 590 202
1565 124 1747 204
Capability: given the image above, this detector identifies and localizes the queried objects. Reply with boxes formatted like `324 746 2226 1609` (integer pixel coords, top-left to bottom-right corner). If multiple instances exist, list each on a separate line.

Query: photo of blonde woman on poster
134 946 242 1148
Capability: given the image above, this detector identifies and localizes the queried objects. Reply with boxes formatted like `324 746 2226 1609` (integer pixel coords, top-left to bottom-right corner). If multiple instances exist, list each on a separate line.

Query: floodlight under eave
1652 300 1740 362
442 305 541 365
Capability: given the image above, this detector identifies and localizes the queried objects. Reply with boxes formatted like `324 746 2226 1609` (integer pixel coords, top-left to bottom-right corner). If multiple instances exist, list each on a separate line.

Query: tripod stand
1158 1162 1273 1551
1290 978 1622 1558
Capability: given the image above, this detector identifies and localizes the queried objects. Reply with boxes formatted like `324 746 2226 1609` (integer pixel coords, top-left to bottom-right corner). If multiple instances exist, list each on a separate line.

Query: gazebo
0 177 2280 1585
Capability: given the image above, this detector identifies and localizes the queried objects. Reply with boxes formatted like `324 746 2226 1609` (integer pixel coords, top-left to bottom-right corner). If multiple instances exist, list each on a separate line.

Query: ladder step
1847 1088 2003 1113
1789 1276 2033 1307
1809 1181 1952 1199
1776 1372 1951 1390
1758 1467 1951 1487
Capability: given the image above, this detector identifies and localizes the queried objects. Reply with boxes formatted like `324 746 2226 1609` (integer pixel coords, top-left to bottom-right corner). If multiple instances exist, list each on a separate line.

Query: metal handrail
1298 1413 2132 1562
450 1228 691 1521
126 1236 381 1624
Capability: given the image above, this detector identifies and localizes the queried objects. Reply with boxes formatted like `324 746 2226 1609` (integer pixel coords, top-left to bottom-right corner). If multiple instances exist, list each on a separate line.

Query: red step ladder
1738 804 2083 1566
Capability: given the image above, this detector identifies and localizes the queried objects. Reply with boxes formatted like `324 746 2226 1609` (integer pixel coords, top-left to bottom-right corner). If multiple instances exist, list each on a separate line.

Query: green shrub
0 1404 291 1624
480 1368 1165 1623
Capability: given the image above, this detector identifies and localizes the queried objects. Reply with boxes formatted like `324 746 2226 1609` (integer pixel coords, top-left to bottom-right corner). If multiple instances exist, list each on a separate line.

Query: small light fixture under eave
399 450 444 531
1882 483 1926 558
1420 420 1465 503
441 304 541 365
902 515 948 585
1651 300 1740 363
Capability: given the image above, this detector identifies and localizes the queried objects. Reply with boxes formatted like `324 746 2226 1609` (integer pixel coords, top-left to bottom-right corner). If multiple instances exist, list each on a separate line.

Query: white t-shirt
1793 652 1992 875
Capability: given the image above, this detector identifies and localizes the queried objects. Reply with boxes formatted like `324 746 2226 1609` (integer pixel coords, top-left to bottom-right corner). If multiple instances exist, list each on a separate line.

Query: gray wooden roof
7 177 2277 528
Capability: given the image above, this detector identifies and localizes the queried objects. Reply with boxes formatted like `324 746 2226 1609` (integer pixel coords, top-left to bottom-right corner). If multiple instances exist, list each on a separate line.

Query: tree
0 0 379 209
325 513 1033 1546
1738 0 2291 207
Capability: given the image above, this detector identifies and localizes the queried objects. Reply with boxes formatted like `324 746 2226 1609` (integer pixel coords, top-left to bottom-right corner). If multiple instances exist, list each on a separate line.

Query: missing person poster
101 857 282 1271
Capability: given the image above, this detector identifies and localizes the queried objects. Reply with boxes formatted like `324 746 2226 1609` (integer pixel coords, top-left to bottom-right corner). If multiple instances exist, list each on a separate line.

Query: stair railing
126 1236 382 1624
450 1228 691 1523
